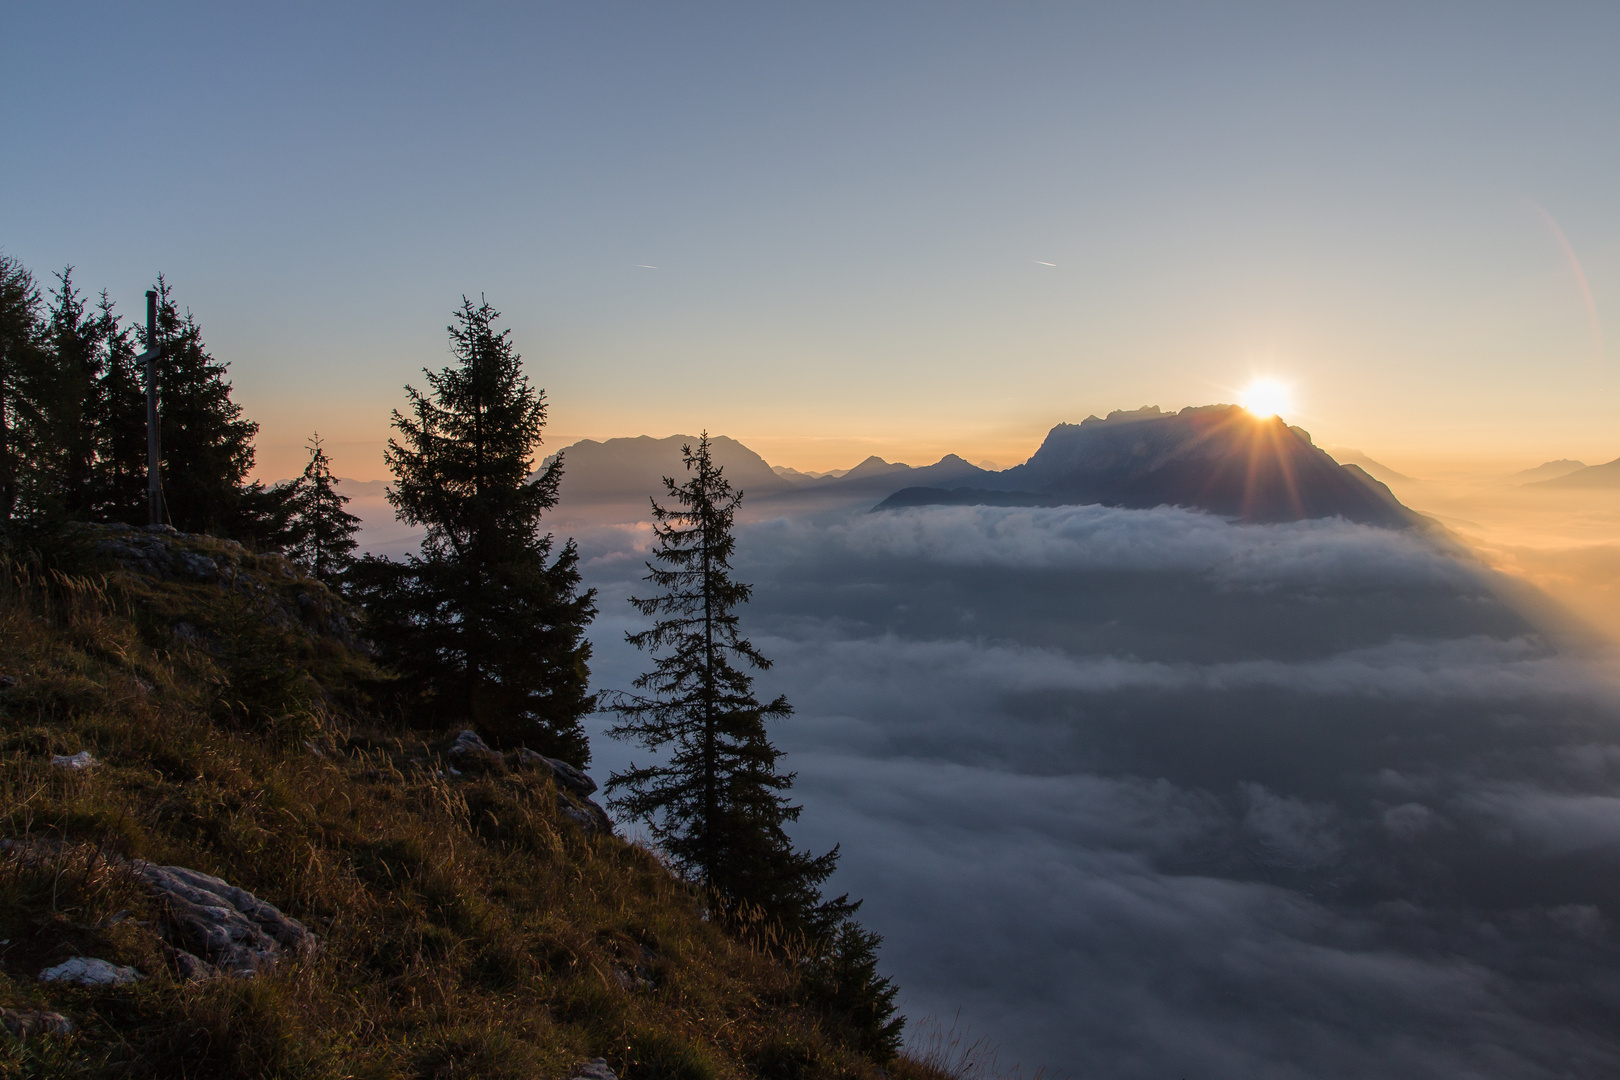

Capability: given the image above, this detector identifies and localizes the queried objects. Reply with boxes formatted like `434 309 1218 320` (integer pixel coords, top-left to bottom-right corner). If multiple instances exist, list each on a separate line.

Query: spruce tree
350 297 596 762
0 254 42 529
146 276 263 535
31 268 109 520
86 291 148 522
802 922 905 1063
609 434 904 1061
606 433 845 937
284 433 360 585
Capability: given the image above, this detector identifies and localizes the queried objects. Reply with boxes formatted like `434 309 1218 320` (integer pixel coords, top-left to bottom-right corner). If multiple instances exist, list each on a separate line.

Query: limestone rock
0 1007 75 1037
516 747 598 796
176 551 220 579
557 791 614 836
139 863 316 976
573 1058 618 1080
2 839 314 981
445 729 506 775
38 957 141 986
79 521 365 650
173 949 218 982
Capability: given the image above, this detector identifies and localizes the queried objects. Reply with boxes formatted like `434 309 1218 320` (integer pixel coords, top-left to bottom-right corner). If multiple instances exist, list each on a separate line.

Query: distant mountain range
546 406 1423 528
1507 459 1586 485
1324 448 1415 485
542 434 999 509
1526 457 1620 489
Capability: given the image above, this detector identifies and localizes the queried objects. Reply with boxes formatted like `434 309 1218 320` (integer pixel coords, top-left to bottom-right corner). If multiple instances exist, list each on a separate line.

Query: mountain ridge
1526 456 1620 489
545 407 1423 527
876 405 1419 526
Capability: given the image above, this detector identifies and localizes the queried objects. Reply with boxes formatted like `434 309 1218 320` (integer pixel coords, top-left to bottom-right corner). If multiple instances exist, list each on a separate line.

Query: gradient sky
4 2 1618 479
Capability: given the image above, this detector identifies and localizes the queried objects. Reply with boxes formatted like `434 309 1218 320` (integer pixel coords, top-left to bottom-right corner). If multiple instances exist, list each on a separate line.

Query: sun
1240 379 1291 419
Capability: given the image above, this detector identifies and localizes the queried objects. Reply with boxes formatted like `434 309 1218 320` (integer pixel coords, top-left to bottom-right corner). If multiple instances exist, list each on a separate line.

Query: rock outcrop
516 746 598 796
1 838 316 982
445 730 614 835
572 1059 619 1080
37 957 142 986
0 1007 75 1038
83 521 364 649
139 863 318 978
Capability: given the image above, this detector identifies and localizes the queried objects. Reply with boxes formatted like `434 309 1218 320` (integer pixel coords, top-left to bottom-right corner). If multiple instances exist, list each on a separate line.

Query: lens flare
1241 379 1291 418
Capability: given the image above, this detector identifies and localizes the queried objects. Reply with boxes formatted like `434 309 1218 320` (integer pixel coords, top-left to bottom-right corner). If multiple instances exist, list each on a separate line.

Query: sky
4 2 1620 478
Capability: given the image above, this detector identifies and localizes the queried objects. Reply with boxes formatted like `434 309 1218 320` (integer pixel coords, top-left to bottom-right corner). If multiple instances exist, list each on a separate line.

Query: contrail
1530 201 1605 367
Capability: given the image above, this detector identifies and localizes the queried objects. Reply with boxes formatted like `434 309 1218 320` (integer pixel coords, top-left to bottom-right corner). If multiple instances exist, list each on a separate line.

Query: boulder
0 1007 75 1037
38 957 141 986
139 863 316 976
515 747 598 796
445 729 506 775
557 793 614 836
573 1058 618 1080
2 839 316 981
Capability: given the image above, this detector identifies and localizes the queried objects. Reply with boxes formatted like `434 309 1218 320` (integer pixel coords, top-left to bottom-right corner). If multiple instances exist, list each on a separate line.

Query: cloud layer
576 504 1620 1078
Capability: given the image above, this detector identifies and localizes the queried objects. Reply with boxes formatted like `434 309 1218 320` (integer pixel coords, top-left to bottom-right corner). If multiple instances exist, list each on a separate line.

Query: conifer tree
0 254 42 529
86 291 148 522
609 434 904 1061
284 433 360 585
146 276 262 535
30 268 109 520
606 433 845 936
350 297 596 762
802 921 905 1062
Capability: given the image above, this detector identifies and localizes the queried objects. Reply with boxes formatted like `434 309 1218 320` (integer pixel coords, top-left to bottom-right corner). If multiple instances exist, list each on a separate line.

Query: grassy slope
0 531 905 1080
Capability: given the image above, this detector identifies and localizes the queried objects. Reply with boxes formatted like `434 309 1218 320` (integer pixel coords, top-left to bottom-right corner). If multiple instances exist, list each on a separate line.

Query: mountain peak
879 405 1420 527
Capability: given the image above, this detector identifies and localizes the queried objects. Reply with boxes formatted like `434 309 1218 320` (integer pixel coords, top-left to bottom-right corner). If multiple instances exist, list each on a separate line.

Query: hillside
0 526 911 1080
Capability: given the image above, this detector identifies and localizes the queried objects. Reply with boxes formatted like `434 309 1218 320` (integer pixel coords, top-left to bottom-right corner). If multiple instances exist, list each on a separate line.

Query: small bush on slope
0 532 892 1080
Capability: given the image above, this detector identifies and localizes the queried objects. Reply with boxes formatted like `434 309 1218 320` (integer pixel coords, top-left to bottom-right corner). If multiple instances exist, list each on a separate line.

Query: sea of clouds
572 504 1620 1079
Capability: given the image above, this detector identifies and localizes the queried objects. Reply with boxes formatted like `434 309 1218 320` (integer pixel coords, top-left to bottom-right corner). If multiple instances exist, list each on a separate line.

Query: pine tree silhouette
145 276 266 537
606 433 848 936
350 297 596 762
284 433 360 585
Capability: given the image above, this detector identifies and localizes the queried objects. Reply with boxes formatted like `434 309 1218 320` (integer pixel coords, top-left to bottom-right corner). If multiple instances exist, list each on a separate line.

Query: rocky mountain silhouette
543 434 793 505
877 405 1422 527
546 437 990 508
547 408 1423 527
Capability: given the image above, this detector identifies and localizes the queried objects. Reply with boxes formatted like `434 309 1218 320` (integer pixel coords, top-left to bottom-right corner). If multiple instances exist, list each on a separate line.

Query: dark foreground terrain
0 527 910 1080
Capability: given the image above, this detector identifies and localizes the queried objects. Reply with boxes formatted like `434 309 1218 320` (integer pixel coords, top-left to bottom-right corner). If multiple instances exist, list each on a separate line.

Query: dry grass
890 1015 1058 1080
0 544 889 1080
